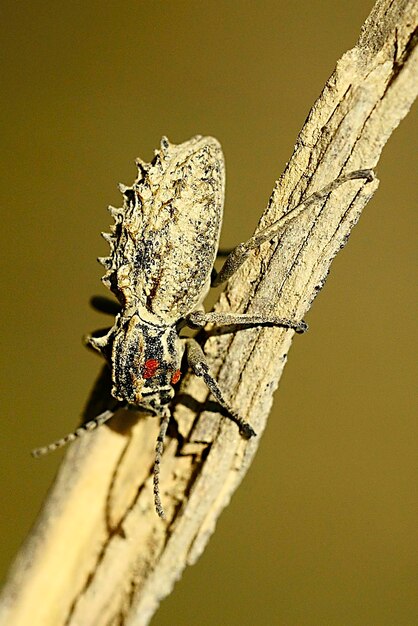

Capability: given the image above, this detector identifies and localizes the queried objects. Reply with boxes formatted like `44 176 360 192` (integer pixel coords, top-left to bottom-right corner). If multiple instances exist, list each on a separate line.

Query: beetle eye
171 369 181 385
143 359 159 379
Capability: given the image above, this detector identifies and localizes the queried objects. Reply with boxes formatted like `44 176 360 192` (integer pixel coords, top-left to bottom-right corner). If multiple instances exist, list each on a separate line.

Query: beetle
32 136 374 517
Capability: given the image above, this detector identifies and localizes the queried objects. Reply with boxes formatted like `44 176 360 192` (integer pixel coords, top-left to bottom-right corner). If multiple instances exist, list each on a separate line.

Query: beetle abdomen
100 136 224 324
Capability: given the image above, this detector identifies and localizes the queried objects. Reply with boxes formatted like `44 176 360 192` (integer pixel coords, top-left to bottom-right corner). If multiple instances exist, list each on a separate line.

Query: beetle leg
83 328 113 354
212 169 375 287
83 331 114 362
153 407 170 520
211 248 234 283
186 310 307 334
184 338 256 439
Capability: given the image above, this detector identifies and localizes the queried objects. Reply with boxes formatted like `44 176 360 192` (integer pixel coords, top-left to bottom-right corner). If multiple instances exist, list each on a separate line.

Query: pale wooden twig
0 1 416 624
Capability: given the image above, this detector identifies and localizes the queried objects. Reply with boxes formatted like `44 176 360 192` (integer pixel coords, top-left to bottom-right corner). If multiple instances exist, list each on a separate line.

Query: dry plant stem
1 2 416 625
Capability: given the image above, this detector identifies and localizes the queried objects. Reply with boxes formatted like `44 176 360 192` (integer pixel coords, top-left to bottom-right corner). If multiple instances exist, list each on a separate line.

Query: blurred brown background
1 1 416 624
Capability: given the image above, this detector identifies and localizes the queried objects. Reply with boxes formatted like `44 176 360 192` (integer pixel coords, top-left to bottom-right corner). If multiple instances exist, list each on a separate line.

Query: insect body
32 136 374 518
91 136 224 414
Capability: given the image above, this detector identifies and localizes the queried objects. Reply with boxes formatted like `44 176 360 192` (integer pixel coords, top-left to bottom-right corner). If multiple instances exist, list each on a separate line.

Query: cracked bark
0 1 416 625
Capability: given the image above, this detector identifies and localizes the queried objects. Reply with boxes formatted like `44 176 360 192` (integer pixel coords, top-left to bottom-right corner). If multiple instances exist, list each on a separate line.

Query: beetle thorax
109 313 183 411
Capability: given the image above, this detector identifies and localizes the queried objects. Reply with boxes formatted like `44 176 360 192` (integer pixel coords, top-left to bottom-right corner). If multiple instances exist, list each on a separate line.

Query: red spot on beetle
143 359 159 379
171 369 181 385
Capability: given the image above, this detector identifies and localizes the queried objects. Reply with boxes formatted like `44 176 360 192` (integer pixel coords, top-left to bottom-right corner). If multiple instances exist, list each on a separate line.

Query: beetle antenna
153 407 171 519
31 409 116 458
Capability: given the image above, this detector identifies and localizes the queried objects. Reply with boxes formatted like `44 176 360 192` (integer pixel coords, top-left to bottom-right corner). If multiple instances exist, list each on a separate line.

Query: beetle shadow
90 295 121 317
172 392 232 421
